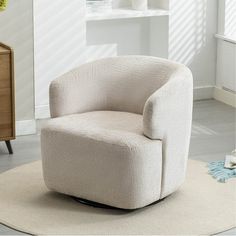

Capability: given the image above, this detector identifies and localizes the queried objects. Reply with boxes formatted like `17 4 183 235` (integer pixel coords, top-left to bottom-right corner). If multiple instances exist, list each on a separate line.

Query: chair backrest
50 56 183 117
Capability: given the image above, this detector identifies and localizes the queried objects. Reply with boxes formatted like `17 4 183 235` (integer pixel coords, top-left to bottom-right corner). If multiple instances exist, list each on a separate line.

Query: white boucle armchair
41 56 193 209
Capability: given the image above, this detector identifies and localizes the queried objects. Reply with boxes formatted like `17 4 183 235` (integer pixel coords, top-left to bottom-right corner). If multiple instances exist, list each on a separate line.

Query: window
224 0 236 38
218 0 236 39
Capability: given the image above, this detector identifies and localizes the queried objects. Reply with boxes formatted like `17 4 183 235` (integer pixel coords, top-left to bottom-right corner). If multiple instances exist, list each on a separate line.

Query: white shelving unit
86 0 170 60
86 7 169 21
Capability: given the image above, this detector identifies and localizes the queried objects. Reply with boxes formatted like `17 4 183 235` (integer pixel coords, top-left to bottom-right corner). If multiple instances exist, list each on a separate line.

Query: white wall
168 0 218 99
0 0 34 121
34 0 86 118
87 18 152 56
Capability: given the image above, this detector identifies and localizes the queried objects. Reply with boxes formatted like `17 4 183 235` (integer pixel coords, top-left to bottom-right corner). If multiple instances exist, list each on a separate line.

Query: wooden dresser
0 43 15 154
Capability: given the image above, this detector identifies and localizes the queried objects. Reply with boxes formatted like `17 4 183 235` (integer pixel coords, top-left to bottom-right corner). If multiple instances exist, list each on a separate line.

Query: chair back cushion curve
49 56 181 118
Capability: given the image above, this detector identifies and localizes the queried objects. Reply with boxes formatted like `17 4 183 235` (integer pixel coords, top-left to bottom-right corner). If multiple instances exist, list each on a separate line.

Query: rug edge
0 219 235 236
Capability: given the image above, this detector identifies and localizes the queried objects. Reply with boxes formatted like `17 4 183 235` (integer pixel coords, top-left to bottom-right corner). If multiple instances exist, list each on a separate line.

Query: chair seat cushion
41 111 162 209
44 111 155 147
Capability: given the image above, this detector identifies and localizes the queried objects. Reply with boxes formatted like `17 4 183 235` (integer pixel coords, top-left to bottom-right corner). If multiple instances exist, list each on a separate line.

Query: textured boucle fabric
49 56 181 117
143 68 193 197
42 56 193 209
41 111 162 209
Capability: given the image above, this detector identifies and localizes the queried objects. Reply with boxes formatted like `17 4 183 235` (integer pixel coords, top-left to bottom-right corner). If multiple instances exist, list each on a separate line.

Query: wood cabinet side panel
0 43 15 140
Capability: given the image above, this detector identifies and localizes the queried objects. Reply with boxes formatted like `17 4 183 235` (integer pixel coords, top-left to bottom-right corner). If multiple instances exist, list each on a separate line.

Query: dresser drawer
0 87 11 95
0 112 12 137
0 125 12 138
0 54 11 88
0 88 12 112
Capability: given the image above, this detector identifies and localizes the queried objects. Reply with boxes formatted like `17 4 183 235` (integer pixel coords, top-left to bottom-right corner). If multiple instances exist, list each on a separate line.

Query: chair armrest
143 66 193 198
143 66 193 139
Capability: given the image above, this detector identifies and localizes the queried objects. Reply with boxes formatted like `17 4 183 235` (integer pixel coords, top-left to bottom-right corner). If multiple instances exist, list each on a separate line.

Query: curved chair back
50 56 182 117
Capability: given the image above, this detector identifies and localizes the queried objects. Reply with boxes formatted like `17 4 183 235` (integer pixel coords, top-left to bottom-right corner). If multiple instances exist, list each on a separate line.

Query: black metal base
5 140 13 154
72 196 166 211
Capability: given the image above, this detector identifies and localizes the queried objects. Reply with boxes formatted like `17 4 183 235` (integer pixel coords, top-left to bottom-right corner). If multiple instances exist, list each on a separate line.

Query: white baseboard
213 87 236 108
35 105 50 119
16 119 37 136
193 86 214 100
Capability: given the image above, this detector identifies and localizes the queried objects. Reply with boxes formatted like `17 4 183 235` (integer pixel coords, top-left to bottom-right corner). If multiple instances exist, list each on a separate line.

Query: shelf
86 7 169 21
215 34 236 45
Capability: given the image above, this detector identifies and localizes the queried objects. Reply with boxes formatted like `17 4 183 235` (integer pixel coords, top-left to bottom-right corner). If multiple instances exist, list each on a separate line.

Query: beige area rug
0 160 235 235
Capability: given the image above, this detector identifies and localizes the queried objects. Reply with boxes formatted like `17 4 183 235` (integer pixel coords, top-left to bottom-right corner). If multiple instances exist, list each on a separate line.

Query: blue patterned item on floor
208 160 236 183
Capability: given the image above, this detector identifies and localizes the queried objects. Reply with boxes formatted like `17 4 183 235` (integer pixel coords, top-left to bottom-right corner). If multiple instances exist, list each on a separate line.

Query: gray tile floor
0 99 235 235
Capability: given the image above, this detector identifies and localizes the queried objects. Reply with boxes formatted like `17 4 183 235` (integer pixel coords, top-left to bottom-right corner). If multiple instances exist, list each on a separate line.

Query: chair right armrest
143 66 193 198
